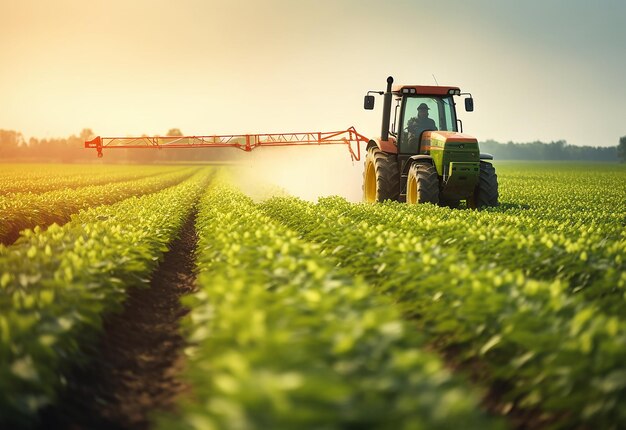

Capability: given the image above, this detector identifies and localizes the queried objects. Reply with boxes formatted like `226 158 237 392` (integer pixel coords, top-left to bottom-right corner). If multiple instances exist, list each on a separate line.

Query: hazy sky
1 0 625 147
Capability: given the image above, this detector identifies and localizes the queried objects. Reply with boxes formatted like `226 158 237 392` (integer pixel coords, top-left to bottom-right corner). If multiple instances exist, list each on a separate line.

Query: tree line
1 129 625 163
480 139 622 162
0 128 236 163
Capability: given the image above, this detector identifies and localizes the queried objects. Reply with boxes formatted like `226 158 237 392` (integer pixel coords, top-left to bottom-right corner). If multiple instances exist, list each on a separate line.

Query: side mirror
364 95 375 110
465 97 474 112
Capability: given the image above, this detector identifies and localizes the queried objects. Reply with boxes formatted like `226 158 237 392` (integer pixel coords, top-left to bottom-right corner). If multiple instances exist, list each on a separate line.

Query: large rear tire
363 147 400 202
406 163 439 205
468 161 499 209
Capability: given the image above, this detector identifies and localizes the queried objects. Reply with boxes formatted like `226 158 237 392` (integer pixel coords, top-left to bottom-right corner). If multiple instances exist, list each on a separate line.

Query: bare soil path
40 211 198 429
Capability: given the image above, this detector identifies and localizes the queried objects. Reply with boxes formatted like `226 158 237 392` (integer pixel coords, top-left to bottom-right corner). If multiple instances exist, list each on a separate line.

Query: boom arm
85 127 370 161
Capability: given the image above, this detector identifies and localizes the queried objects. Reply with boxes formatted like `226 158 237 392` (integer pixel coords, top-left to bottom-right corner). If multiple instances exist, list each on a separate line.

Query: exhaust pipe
381 76 394 141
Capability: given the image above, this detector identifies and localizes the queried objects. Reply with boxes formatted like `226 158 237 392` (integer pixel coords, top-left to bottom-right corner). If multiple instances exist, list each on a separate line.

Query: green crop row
260 196 626 429
0 163 123 179
495 163 626 229
0 167 199 245
0 170 211 427
308 197 625 315
157 182 503 430
0 165 184 195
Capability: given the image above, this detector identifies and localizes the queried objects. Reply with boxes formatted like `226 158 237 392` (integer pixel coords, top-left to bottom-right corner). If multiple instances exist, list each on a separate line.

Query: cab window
399 96 457 153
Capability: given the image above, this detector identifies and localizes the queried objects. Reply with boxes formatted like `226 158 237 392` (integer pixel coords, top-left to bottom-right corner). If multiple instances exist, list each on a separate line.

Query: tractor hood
421 131 478 153
422 131 481 200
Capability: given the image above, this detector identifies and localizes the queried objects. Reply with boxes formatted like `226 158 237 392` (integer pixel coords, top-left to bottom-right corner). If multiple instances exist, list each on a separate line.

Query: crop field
0 162 625 429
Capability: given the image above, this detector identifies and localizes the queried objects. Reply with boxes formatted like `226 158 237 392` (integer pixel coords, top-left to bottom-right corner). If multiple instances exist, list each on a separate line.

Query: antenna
432 74 440 85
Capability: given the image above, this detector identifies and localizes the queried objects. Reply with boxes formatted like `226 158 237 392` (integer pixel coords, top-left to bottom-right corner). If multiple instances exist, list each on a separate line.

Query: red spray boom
85 127 370 161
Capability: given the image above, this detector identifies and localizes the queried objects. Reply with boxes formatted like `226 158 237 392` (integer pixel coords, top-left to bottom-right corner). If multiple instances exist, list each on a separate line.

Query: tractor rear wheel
406 162 439 205
468 161 499 209
363 147 400 202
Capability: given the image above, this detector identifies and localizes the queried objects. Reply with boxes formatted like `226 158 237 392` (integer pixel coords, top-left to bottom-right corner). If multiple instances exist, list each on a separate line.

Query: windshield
400 96 457 153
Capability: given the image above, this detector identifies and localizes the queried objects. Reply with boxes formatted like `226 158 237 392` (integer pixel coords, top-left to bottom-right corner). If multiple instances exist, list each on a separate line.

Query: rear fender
480 153 494 160
367 137 398 154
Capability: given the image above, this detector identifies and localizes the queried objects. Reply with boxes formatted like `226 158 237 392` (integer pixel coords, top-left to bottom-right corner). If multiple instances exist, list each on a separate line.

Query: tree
0 129 24 158
618 136 626 163
166 128 183 136
80 128 95 141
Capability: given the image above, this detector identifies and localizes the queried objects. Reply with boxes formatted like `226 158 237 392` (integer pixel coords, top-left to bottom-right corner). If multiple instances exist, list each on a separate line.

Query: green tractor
362 76 498 208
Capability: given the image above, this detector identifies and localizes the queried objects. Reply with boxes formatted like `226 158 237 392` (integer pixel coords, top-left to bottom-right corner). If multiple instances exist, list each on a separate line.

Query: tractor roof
392 85 461 96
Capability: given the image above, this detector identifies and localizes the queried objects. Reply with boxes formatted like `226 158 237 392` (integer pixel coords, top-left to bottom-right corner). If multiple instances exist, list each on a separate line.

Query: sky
1 0 625 148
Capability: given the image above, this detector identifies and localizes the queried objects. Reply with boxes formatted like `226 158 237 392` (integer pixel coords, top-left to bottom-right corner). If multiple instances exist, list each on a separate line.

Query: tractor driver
407 103 438 141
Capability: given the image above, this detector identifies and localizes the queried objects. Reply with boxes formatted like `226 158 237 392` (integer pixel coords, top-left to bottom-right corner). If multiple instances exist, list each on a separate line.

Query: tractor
84 75 498 210
362 76 498 208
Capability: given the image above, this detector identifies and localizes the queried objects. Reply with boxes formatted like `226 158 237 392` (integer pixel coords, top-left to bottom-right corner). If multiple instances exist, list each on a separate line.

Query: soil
40 211 198 430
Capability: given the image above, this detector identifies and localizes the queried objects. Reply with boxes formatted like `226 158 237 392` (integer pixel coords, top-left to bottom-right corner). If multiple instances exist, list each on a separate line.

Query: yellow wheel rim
364 160 377 202
407 174 417 204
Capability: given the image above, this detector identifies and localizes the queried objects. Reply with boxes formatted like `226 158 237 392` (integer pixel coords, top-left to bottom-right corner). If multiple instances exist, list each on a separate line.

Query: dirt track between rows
40 211 198 429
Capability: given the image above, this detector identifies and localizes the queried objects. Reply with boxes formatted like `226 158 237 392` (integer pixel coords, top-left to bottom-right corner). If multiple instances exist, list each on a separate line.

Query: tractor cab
390 87 463 154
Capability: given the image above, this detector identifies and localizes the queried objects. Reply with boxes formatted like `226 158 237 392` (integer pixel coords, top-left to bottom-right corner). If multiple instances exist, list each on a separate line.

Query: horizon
1 0 625 148
3 128 621 149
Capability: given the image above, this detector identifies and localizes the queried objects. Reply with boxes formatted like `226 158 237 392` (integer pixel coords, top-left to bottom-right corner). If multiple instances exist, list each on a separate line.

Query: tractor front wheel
468 161 499 209
363 147 400 202
406 163 439 205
